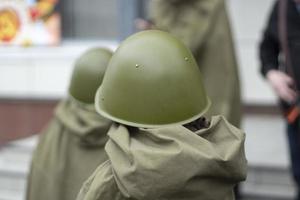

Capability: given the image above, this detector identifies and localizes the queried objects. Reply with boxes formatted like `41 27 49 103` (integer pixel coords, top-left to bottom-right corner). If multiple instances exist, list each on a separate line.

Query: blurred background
0 0 293 199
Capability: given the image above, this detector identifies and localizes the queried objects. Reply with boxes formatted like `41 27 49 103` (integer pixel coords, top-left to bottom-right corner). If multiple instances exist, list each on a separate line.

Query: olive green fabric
69 48 113 104
26 98 112 200
96 30 210 128
77 115 247 200
150 0 242 127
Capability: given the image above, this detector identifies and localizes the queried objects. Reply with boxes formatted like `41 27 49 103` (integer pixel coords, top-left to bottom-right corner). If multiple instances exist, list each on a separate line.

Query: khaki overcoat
26 99 112 200
150 0 241 127
77 116 247 200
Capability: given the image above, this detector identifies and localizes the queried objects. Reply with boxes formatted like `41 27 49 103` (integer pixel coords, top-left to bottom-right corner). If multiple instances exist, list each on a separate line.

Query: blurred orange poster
0 0 60 45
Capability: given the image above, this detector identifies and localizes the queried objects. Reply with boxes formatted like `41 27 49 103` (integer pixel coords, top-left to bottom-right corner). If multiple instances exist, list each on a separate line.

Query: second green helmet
69 47 113 104
95 30 210 128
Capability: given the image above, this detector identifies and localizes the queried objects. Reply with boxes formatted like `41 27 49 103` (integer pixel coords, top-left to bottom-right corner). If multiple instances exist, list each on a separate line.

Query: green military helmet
69 47 113 104
95 30 210 128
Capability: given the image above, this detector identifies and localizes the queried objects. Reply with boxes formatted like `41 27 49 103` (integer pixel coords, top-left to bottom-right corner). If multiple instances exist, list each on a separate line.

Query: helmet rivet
135 64 140 68
184 57 189 61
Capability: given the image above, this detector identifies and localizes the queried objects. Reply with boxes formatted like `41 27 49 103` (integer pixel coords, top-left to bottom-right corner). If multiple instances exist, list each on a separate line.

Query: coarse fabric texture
26 98 112 200
77 115 247 200
150 0 241 127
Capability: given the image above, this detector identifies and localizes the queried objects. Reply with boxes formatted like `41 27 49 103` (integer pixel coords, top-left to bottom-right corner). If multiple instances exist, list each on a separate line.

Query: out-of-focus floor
242 113 296 199
0 113 296 200
0 136 36 200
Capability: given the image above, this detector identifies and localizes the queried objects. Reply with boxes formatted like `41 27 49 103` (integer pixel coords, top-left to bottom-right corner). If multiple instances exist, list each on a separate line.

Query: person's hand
266 70 297 103
134 18 154 31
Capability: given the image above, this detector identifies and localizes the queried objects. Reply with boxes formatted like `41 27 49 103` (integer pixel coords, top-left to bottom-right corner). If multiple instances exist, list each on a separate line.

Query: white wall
0 41 117 99
227 0 277 104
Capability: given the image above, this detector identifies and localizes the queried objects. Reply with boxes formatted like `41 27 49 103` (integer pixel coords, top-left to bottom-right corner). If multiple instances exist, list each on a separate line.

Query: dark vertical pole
117 0 147 40
137 0 147 19
59 0 75 38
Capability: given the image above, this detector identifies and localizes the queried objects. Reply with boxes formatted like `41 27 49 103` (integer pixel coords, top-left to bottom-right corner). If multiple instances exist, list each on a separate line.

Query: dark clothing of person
260 1 300 198
260 0 300 88
287 122 300 200
287 123 300 189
